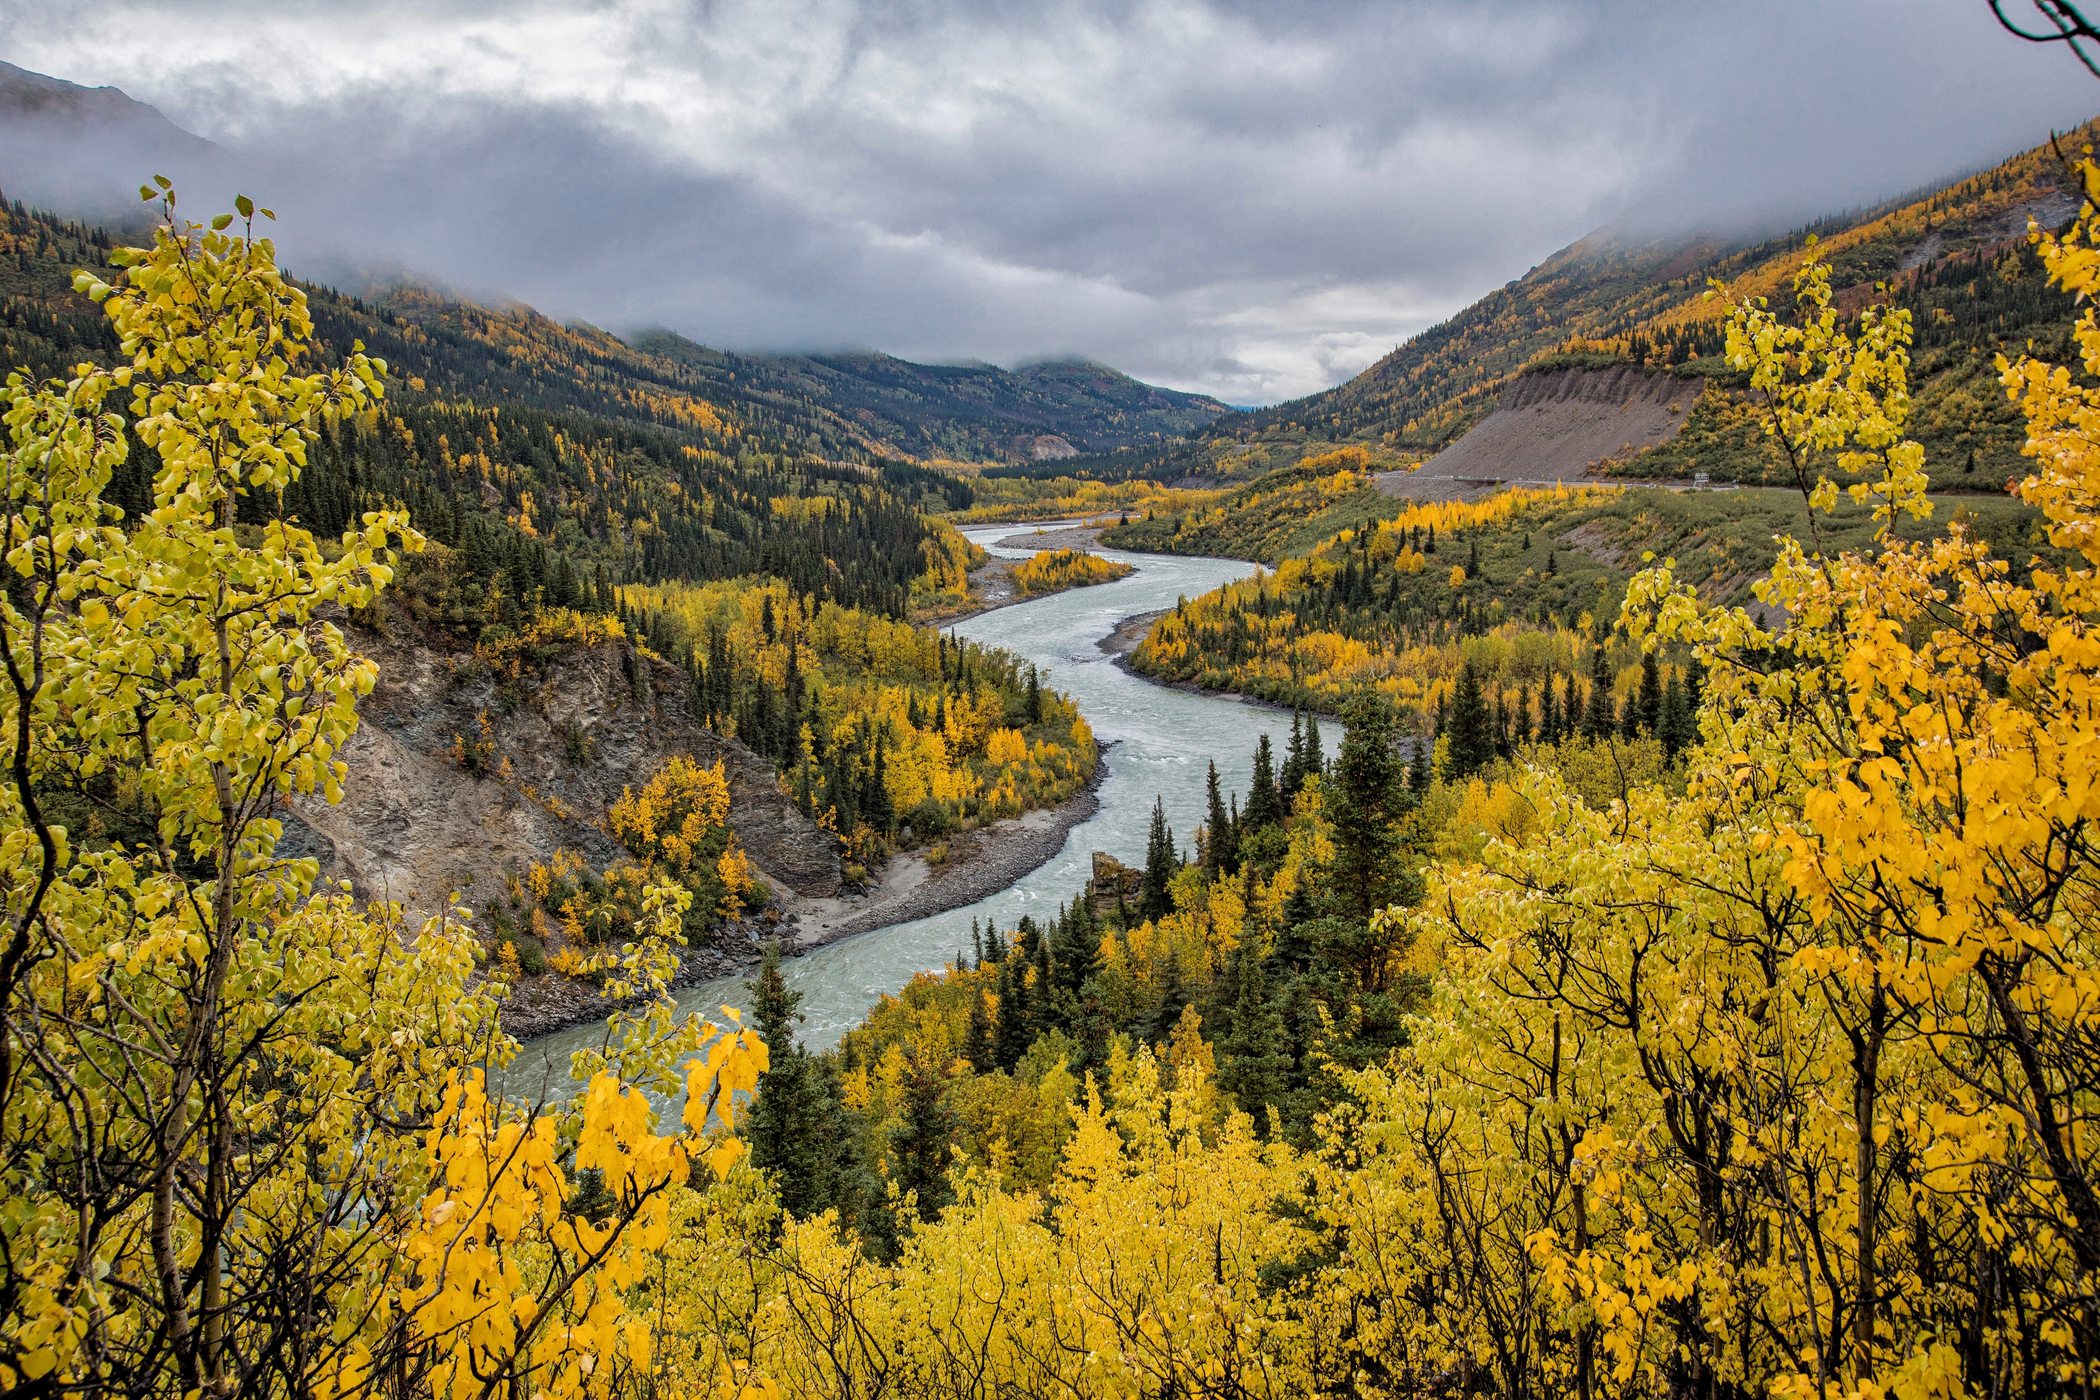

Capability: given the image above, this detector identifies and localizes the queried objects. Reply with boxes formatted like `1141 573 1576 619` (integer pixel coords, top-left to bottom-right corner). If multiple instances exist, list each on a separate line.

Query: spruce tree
1216 941 1289 1126
961 989 993 1070
1442 659 1495 781
1583 647 1617 738
1660 669 1697 760
992 959 1028 1069
1056 902 1101 994
1281 709 1308 802
1332 695 1406 921
745 944 854 1220
1637 651 1664 734
1141 797 1176 920
1245 733 1283 830
1203 761 1233 877
887 1055 955 1220
1032 936 1055 1034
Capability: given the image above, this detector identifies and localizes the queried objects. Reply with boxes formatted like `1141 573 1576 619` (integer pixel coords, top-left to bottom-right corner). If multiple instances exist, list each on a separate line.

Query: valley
12 20 2100 1396
507 521 1293 1093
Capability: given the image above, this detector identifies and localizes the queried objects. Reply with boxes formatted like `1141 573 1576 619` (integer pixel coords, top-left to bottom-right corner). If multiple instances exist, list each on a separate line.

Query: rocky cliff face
285 623 841 918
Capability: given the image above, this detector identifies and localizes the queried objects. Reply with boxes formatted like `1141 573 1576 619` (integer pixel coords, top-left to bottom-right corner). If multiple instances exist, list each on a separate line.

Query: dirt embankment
1375 364 1705 502
1100 608 1167 659
300 613 1118 1040
285 623 843 920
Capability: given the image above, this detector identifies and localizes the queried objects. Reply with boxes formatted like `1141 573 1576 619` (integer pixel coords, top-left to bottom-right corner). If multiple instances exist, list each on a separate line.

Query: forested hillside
1009 118 2091 496
638 337 1229 462
0 187 1122 1024
1123 481 2041 725
647 174 2100 1400
0 192 967 620
1233 121 2088 473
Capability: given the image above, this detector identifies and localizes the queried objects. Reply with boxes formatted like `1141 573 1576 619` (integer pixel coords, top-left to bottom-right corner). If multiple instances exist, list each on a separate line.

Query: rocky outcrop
1026 434 1080 460
284 623 841 918
1375 365 1704 502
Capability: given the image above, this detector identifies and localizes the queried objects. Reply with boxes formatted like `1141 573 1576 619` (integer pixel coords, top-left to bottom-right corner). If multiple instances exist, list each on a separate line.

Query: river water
507 525 1312 1095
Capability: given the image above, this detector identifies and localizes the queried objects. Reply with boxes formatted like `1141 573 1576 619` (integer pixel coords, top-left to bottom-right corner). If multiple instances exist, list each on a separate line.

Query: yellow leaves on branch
380 1028 768 1400
1719 244 1932 529
1360 173 2100 1396
0 186 772 1400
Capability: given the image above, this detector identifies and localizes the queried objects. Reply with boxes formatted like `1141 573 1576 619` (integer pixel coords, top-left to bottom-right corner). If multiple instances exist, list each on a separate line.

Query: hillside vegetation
638 337 1229 462
1127 481 2042 722
1012 117 2091 499
19 57 2100 1400
0 186 1121 1038
1224 120 2092 485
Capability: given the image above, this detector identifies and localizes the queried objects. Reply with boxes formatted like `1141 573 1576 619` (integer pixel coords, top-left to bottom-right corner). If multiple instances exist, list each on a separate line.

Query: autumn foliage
1009 545 1134 596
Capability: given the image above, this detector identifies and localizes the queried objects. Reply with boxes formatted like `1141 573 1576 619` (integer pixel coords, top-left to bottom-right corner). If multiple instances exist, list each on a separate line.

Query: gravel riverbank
799 749 1110 945
495 913 784 1040
498 751 1111 1039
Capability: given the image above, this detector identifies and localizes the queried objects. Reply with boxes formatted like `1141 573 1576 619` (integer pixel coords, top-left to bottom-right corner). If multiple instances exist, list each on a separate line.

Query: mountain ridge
0 60 1223 464
1233 122 2090 455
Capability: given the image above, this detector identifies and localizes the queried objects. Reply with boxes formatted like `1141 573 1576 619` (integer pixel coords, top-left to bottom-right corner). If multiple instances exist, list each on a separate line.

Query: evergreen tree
1055 902 1101 994
1141 797 1176 920
1583 647 1617 738
745 944 856 1220
992 958 1028 1069
961 989 993 1070
1660 669 1697 760
866 731 895 833
1245 732 1283 832
887 1055 955 1220
1303 716 1325 778
1442 659 1495 781
1203 761 1233 877
1032 935 1055 1034
1146 945 1189 1044
1216 941 1289 1126
1281 709 1308 802
1637 650 1664 734
1332 696 1407 921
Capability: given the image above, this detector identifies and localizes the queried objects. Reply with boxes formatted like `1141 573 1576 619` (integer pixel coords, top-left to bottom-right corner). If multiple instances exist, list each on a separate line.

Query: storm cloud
2 0 2096 403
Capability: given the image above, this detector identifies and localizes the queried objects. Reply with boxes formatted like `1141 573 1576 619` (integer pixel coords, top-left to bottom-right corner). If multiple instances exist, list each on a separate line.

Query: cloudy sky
3 0 2098 403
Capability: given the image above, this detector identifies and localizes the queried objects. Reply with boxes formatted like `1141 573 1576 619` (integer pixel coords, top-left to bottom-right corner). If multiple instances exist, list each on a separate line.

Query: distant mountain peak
0 60 212 151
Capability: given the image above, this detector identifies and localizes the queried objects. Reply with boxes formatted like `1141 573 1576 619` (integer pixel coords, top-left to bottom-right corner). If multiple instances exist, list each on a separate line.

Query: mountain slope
636 336 1229 462
0 60 213 154
1213 119 2095 491
0 61 219 223
0 61 1222 466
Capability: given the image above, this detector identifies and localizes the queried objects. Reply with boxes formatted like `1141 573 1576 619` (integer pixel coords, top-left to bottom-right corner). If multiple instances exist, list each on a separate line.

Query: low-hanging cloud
2 0 2097 404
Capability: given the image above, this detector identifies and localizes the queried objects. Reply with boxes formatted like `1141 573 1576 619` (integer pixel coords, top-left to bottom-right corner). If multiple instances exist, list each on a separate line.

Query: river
506 524 1316 1096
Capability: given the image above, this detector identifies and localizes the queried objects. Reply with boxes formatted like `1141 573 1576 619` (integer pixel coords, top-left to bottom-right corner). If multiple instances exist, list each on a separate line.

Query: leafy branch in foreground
0 186 765 1400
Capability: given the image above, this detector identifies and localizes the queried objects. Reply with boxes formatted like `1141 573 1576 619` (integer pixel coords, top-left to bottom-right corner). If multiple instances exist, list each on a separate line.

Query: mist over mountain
7 0 2099 403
